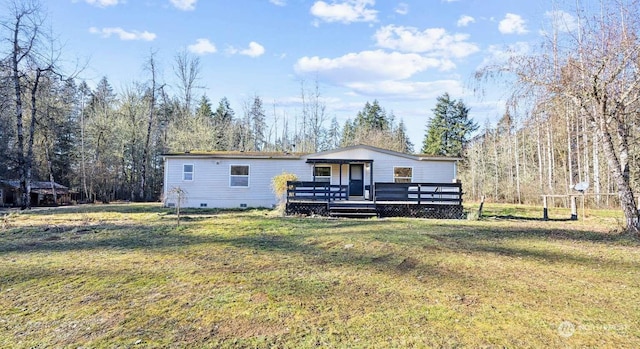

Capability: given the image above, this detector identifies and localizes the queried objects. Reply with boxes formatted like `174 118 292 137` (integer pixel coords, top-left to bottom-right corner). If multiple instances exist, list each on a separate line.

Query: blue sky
49 0 571 148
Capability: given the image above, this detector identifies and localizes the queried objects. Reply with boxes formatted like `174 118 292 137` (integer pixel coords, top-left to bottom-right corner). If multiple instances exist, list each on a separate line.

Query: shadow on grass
0 219 483 291
12 203 278 218
2 212 638 277
482 214 576 222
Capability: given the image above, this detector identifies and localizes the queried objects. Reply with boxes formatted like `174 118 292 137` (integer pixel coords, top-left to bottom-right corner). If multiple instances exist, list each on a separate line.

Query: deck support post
369 163 374 201
570 196 578 220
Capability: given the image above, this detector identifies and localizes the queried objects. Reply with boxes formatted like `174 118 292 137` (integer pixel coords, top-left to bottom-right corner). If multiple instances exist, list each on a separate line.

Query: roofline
417 156 463 161
161 145 461 162
306 144 460 162
161 153 303 160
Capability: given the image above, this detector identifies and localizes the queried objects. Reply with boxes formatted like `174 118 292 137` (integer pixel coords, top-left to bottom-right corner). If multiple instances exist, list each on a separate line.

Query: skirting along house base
162 144 464 218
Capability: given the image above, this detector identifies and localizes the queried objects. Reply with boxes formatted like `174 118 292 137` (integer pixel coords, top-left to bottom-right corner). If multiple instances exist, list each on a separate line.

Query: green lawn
1 204 639 348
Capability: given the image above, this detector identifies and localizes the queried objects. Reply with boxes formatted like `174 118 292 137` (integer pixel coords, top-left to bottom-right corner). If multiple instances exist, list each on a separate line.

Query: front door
349 164 364 197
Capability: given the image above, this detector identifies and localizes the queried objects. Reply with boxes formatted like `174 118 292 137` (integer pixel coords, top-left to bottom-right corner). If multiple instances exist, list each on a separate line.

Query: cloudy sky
50 0 573 148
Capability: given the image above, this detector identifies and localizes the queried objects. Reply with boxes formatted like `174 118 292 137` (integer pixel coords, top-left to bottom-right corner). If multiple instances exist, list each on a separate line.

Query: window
183 164 194 181
230 165 250 187
394 167 412 183
313 166 331 183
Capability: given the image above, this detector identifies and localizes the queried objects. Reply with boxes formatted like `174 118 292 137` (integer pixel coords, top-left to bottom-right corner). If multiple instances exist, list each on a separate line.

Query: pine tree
394 119 414 153
340 119 356 147
355 100 388 131
195 95 213 119
421 93 477 156
326 116 341 150
249 95 266 151
212 97 234 150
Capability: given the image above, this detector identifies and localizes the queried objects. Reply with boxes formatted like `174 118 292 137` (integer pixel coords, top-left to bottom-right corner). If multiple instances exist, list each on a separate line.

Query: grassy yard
0 203 639 348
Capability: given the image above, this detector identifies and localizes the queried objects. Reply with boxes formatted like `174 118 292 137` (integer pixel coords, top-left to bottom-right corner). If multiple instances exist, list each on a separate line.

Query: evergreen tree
195 94 213 119
421 93 477 156
394 119 414 153
212 97 235 150
355 100 388 131
326 116 341 150
340 119 356 147
249 95 266 151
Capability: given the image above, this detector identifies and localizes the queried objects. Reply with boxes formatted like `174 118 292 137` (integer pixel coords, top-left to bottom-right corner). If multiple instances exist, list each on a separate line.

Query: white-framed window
394 167 413 183
230 165 250 187
183 164 194 181
313 166 331 183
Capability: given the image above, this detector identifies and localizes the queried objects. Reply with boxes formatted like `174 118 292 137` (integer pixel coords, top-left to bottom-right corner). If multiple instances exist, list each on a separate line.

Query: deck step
330 211 378 217
328 203 378 218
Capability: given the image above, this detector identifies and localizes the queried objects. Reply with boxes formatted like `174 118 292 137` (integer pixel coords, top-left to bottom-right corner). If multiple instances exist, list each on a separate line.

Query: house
0 180 74 207
162 145 464 218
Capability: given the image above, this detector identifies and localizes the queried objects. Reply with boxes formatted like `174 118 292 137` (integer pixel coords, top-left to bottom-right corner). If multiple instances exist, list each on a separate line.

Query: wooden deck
286 181 464 219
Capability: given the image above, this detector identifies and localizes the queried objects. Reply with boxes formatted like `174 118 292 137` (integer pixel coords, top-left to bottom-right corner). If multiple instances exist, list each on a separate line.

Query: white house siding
163 145 459 209
164 156 310 208
304 147 457 185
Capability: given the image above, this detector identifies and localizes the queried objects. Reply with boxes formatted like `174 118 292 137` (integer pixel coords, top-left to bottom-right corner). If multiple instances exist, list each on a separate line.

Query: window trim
313 166 332 183
183 163 194 181
393 166 413 183
229 164 250 188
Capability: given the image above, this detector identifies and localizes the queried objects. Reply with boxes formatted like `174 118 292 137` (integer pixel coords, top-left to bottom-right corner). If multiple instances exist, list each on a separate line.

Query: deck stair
328 201 378 218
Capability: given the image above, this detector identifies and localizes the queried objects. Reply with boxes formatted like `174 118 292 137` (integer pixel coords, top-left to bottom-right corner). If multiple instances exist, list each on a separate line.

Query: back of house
162 145 460 209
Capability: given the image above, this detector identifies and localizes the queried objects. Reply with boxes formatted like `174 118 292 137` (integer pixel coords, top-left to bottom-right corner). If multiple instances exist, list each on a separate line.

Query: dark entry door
349 164 364 196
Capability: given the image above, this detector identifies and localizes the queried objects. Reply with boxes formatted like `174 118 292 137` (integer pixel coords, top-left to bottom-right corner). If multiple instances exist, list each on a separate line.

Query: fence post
417 184 421 205
570 196 578 220
543 196 549 221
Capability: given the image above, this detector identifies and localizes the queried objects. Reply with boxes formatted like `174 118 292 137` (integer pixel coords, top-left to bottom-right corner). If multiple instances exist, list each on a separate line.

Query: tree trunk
140 56 157 202
595 111 639 231
514 128 521 204
11 15 28 209
44 141 57 204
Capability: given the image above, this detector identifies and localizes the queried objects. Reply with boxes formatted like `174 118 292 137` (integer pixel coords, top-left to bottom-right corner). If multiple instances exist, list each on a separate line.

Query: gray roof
1 180 68 190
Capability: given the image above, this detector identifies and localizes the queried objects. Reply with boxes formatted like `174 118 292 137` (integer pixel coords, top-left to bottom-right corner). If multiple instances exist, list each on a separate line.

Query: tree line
6 0 638 233
467 0 640 232
3 0 460 207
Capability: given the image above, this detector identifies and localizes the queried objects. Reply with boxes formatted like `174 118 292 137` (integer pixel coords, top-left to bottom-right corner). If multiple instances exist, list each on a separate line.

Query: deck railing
287 181 463 205
287 181 348 202
374 182 462 205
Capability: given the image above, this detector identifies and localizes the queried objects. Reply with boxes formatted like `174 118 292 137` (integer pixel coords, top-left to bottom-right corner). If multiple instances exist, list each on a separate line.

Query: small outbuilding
0 180 74 207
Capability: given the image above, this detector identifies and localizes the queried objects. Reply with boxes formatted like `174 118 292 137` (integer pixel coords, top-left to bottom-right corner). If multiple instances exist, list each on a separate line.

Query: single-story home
162 144 462 212
0 180 74 207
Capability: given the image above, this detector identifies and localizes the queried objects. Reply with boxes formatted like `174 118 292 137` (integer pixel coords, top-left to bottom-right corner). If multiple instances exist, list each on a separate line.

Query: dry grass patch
0 203 638 348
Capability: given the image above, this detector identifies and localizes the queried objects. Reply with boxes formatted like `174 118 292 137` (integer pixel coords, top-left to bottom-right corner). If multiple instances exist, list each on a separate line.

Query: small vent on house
240 203 247 208
200 203 207 208
167 203 175 208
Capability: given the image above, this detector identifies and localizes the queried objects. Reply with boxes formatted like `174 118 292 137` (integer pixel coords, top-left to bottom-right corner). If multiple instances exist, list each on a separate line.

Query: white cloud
89 27 156 41
270 0 286 6
310 0 378 24
395 2 409 15
480 42 531 68
170 0 197 11
544 10 578 33
499 13 528 34
345 79 464 99
83 0 120 7
295 50 446 83
241 42 266 57
227 42 266 57
374 25 479 58
457 15 475 27
188 38 217 55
